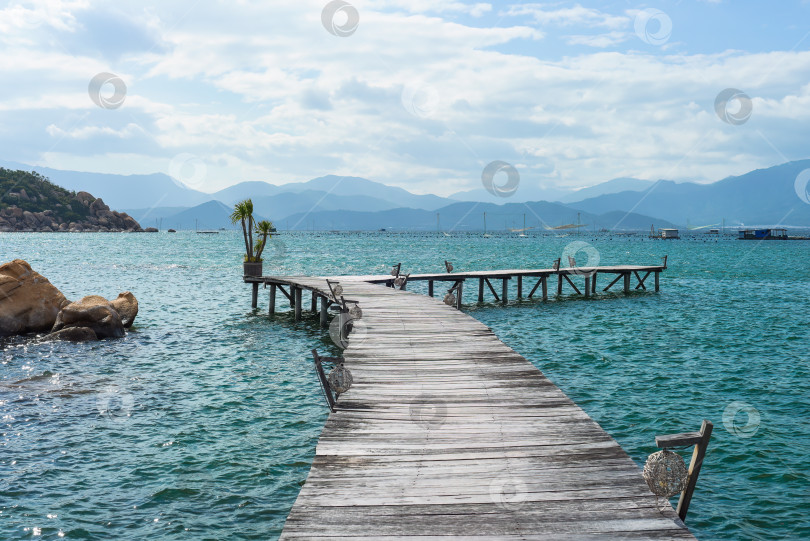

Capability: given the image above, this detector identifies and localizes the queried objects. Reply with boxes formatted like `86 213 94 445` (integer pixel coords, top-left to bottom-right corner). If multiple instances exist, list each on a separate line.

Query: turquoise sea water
1 231 808 540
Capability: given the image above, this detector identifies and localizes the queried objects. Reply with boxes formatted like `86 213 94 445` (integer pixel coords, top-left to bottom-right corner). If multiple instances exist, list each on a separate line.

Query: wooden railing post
654 419 713 522
312 349 335 412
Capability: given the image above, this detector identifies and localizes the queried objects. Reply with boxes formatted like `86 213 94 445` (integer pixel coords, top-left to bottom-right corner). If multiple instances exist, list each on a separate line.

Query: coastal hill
0 168 142 232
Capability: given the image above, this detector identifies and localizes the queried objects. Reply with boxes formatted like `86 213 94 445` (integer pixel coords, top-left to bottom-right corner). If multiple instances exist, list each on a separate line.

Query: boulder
89 198 110 213
75 191 94 206
110 291 138 328
51 295 125 339
0 260 69 336
45 326 98 342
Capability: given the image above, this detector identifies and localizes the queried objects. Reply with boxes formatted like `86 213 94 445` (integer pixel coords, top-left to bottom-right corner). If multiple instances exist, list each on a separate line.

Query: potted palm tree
231 199 275 276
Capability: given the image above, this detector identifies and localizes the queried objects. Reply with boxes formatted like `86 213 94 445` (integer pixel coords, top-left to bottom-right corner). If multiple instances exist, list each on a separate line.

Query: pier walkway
249 263 695 539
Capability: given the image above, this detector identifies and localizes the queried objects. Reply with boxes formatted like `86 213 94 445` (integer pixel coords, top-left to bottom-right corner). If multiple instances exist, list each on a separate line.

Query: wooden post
294 287 302 321
502 278 508 304
623 273 630 294
456 281 463 310
251 282 259 308
312 349 335 412
428 281 434 297
517 275 523 298
677 420 713 521
557 274 563 296
269 284 276 315
655 272 660 292
542 276 548 301
311 291 317 312
339 310 349 343
655 420 713 522
592 273 597 294
319 296 328 327
584 275 590 298
478 278 484 302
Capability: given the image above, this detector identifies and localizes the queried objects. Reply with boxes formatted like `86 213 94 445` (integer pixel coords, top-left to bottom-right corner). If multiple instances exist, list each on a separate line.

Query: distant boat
195 218 218 234
509 214 531 237
544 213 586 231
483 212 491 238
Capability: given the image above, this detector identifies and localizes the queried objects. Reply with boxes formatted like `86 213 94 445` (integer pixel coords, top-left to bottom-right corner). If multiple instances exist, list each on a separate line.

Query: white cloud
1 1 809 196
566 31 630 48
505 3 629 29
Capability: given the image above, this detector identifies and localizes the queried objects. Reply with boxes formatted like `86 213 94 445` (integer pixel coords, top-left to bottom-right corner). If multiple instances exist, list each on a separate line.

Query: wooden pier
247 261 696 539
245 259 668 321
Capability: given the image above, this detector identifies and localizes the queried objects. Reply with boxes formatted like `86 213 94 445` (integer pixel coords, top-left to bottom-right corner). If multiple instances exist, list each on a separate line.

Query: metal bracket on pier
653 419 713 522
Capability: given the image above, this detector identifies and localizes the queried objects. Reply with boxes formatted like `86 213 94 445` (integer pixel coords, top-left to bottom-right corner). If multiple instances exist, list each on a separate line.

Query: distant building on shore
738 228 788 240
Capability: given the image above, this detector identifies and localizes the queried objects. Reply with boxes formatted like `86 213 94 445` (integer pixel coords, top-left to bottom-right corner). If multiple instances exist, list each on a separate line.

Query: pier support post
478 278 484 302
623 273 630 294
542 276 548 301
428 281 434 297
269 284 276 315
517 276 523 299
251 282 259 309
557 274 563 296
584 275 591 298
655 272 660 292
592 273 597 294
456 282 463 310
502 278 508 304
294 287 302 321
311 292 317 312
320 296 328 327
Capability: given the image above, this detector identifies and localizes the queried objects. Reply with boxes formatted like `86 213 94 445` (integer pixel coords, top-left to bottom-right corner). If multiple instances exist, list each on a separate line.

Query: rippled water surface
1 231 808 540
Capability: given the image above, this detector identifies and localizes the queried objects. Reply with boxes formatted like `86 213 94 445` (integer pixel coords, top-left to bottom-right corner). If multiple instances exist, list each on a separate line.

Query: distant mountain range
2 158 809 230
281 201 674 232
572 160 810 227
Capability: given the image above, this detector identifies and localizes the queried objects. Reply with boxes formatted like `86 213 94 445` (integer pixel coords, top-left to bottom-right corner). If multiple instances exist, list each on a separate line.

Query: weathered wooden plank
259 265 684 540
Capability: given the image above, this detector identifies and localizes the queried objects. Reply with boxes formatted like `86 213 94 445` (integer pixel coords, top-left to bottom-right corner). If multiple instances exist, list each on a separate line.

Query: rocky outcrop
0 196 141 232
0 259 138 341
51 295 125 339
44 326 98 342
0 259 70 336
0 168 142 232
110 292 138 328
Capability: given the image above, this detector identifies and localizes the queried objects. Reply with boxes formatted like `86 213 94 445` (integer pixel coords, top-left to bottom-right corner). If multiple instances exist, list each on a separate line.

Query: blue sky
1 0 809 195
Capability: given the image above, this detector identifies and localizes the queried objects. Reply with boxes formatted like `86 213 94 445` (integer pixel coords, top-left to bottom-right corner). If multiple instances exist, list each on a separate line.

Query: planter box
243 261 263 277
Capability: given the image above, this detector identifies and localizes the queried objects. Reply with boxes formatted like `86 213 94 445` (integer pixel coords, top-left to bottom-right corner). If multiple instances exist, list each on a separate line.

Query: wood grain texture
252 268 688 540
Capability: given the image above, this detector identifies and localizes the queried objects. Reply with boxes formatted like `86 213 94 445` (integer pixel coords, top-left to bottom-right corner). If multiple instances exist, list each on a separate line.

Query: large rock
44 326 98 342
51 295 125 339
0 260 69 336
110 292 138 328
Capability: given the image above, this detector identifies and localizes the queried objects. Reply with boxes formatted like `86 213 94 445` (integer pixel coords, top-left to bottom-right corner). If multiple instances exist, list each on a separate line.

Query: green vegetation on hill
0 168 90 223
0 168 141 232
